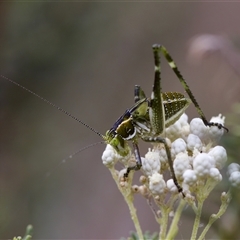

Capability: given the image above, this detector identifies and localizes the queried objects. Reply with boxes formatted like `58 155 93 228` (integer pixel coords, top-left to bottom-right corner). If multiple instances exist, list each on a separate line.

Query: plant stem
197 191 232 240
191 199 204 240
159 206 169 240
166 199 186 240
109 167 144 240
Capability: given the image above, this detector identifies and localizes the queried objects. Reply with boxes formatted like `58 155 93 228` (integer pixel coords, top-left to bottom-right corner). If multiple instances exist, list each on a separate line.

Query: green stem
109 167 144 240
159 195 178 240
197 191 232 240
159 207 169 240
166 199 186 240
191 199 204 240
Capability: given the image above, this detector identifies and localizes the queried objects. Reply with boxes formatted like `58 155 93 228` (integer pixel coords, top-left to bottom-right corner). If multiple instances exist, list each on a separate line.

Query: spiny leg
156 45 228 131
149 45 165 134
133 45 165 135
139 45 183 196
150 45 184 196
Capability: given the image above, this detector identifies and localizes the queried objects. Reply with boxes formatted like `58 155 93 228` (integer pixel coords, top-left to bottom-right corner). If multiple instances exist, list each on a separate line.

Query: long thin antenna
1 75 104 138
45 141 104 178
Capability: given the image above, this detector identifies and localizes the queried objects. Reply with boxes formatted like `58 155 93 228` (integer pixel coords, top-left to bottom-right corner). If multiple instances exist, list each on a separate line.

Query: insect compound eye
116 118 136 140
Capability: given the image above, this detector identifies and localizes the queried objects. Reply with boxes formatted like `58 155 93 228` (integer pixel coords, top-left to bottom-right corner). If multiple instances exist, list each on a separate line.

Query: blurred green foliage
12 225 33 240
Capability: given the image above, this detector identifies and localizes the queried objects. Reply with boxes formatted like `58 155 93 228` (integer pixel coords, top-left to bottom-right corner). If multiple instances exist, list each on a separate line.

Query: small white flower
210 114 225 126
187 134 203 152
178 113 189 126
229 171 240 188
166 179 178 193
183 169 197 185
208 114 225 143
227 163 240 176
158 147 168 165
149 173 166 194
102 144 118 166
173 152 190 178
180 125 190 141
142 150 161 176
208 126 225 143
102 144 131 166
193 153 214 177
208 146 227 170
166 120 182 141
209 168 222 182
190 118 209 143
171 138 187 158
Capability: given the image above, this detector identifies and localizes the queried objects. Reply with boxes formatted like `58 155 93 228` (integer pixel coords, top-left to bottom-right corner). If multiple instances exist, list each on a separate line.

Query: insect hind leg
156 45 228 131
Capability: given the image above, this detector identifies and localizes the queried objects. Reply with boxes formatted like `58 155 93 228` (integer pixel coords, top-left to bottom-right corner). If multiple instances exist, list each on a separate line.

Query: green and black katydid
1 44 227 195
103 45 227 195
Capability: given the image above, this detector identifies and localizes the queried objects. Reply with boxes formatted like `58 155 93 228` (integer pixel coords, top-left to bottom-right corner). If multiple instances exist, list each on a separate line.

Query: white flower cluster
102 113 229 196
147 114 227 195
102 144 131 166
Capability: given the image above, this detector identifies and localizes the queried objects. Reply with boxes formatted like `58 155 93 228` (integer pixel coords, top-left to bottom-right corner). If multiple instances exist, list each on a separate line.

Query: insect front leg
124 141 142 178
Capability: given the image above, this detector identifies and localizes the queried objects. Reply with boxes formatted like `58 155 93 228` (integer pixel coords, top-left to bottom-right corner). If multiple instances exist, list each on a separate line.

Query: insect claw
180 190 185 198
223 126 229 132
124 163 142 179
173 179 185 198
208 122 229 132
202 118 228 132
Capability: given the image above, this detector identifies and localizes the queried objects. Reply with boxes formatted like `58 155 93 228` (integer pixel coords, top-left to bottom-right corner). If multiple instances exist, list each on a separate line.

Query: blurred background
1 2 240 239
